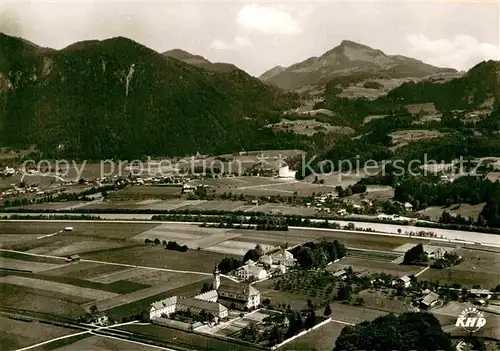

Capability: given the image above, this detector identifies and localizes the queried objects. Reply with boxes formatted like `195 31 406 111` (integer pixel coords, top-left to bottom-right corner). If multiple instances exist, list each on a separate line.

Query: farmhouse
393 275 412 288
215 266 260 309
425 247 447 260
420 292 440 309
150 296 178 318
234 264 267 281
94 313 109 326
259 249 296 267
469 289 492 299
332 269 347 279
217 280 261 310
403 202 413 211
66 254 80 262
278 165 296 179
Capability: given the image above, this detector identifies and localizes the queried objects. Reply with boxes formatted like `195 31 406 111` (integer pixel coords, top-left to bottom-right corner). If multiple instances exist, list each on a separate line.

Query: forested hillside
0 33 302 159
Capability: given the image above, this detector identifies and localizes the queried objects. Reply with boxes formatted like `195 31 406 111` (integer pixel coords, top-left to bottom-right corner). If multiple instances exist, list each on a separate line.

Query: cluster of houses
233 248 297 282
390 272 495 309
150 267 261 322
0 184 43 199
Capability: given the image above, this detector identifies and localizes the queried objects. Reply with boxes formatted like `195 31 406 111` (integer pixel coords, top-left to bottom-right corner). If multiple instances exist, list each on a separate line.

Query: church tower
213 264 220 290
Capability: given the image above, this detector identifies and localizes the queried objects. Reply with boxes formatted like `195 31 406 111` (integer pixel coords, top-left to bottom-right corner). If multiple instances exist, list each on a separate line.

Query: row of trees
333 312 453 351
144 238 188 252
403 243 426 264
292 239 347 269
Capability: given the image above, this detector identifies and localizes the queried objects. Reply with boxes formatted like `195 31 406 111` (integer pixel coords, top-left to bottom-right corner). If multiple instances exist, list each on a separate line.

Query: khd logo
455 308 486 332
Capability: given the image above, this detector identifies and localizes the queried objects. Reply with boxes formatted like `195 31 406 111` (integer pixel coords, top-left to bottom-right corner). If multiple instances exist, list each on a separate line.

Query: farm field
0 221 157 240
389 129 445 149
81 245 230 272
0 234 41 247
283 320 347 351
84 274 205 312
0 221 157 256
357 289 410 314
327 257 424 277
119 323 261 351
48 334 162 351
42 261 127 279
0 283 87 317
418 248 500 287
9 201 90 211
132 223 240 250
0 250 65 264
418 203 486 222
8 270 149 294
88 267 149 283
0 257 65 272
27 239 134 256
0 275 119 301
107 185 182 200
204 239 274 256
235 227 427 251
0 316 78 351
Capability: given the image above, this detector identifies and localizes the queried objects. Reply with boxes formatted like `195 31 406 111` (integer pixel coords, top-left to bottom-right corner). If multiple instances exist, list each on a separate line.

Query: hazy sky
1 1 499 76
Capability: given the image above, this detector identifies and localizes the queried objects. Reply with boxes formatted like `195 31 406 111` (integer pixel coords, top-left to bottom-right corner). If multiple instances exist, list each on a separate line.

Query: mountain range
162 49 239 73
0 32 497 161
0 33 300 159
259 40 456 91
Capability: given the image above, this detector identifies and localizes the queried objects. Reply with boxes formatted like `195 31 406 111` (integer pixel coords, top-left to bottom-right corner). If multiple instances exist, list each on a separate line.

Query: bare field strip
42 262 111 277
0 275 119 301
45 263 130 280
82 246 230 273
146 199 195 211
88 267 149 284
0 258 65 272
44 240 131 257
204 241 256 256
108 186 182 200
0 221 158 241
185 232 242 250
229 233 304 247
130 271 190 285
204 240 273 256
187 200 247 211
0 222 67 235
132 223 232 244
84 274 206 311
62 222 159 240
327 257 423 277
10 201 88 211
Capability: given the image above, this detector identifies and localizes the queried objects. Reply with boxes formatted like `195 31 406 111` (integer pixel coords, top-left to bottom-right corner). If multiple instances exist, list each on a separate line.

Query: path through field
0 249 239 282
14 320 166 351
